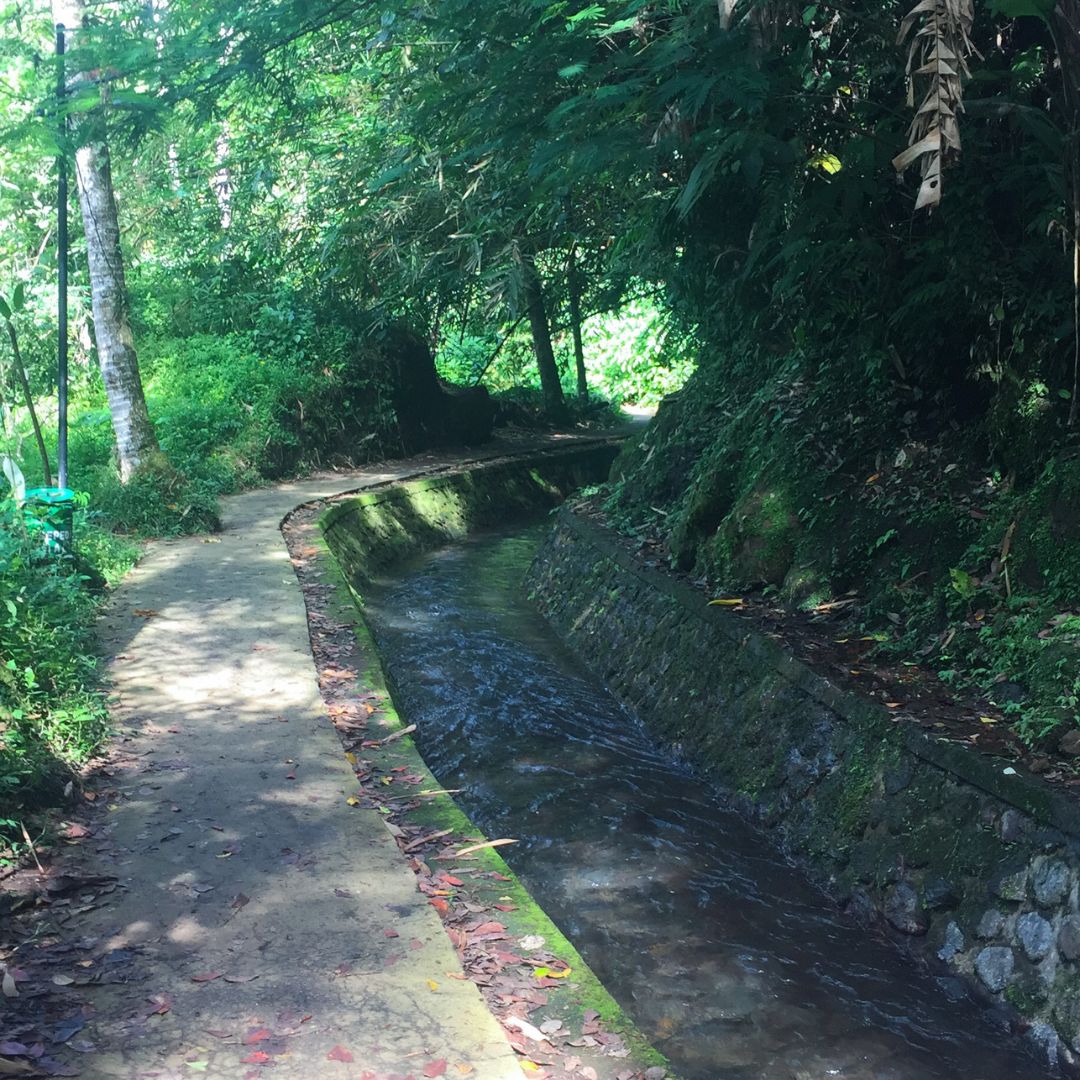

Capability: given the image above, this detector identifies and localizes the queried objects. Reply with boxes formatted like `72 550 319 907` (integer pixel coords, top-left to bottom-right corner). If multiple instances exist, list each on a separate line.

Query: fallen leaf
427 979 439 991
707 598 744 607
0 1060 32 1076
223 974 260 983
243 1028 273 1046
454 838 517 858
403 829 453 853
231 893 251 911
533 966 571 979
326 1045 354 1063
346 796 361 806
505 1017 547 1043
191 972 224 983
240 1051 271 1065
2 972 17 998
379 723 417 745
423 1060 448 1077
51 975 75 986
133 609 159 618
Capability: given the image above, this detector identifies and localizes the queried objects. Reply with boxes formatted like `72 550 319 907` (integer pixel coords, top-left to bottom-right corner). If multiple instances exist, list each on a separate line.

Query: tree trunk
4 318 52 486
567 244 588 403
522 260 567 421
1050 4 1080 423
54 0 158 481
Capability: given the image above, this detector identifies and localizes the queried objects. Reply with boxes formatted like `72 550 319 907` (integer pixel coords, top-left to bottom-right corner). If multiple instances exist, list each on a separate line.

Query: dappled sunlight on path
65 442 576 1079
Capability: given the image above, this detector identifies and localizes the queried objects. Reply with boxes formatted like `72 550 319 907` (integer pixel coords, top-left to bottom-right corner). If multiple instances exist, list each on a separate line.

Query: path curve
83 438 590 1079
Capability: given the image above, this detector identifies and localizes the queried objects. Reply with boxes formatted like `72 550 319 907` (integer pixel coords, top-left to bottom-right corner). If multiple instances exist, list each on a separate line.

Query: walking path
79 442 568 1079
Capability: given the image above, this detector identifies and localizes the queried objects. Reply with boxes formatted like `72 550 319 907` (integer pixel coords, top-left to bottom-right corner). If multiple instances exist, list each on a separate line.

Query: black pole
56 23 68 491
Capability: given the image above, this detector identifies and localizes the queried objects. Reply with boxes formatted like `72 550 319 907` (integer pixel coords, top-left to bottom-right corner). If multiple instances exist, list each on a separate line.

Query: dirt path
25 442 594 1080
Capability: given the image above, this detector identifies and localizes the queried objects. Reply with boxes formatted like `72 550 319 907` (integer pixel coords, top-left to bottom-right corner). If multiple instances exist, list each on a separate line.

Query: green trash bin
23 486 75 556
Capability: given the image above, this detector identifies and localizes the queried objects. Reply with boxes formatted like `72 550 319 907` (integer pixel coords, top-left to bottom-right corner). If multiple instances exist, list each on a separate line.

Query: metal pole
56 23 68 491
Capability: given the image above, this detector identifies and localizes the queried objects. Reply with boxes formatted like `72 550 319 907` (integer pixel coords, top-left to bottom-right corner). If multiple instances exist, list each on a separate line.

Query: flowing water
362 523 1048 1080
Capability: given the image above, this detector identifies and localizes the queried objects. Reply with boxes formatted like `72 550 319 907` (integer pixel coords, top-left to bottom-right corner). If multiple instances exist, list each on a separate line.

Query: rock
937 921 965 962
883 762 913 796
1018 911 1055 961
977 908 1006 939
923 877 959 911
884 882 928 935
991 865 1028 901
993 681 1027 705
1055 995 1080 1045
1029 1023 1061 1069
1060 917 1080 961
844 888 876 927
644 1069 666 1080
1000 810 1031 844
975 946 1015 993
1060 729 1080 757
1033 859 1071 907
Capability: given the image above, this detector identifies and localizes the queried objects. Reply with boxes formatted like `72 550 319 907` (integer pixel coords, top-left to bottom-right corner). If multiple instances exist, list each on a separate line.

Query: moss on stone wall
526 507 1080 1067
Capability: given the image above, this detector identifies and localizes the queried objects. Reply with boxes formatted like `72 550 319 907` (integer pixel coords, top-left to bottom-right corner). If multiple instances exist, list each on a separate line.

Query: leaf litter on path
282 502 672 1080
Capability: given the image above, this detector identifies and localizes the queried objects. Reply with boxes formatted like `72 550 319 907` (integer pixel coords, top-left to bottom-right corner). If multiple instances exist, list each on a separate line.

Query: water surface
363 524 1046 1080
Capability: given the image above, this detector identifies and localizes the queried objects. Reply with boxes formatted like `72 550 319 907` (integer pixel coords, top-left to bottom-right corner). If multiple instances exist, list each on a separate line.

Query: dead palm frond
893 0 978 210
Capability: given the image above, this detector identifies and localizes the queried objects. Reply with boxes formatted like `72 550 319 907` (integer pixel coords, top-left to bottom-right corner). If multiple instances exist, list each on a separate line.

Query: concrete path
82 445 548 1079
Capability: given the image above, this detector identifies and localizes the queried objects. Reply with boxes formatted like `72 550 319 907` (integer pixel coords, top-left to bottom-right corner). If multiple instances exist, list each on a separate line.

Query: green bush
0 496 118 833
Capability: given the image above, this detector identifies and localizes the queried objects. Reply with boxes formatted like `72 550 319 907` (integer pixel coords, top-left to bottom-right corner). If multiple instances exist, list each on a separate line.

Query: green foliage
578 299 696 407
0 495 123 837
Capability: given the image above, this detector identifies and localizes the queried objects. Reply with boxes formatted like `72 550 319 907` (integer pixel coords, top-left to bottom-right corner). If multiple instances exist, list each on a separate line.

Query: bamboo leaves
893 0 977 210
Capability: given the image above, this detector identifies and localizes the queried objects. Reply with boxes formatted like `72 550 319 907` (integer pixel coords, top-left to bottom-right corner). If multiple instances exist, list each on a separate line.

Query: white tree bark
54 0 158 481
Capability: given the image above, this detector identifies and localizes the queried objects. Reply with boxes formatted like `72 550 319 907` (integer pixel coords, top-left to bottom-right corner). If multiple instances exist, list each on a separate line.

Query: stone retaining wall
527 507 1080 1073
320 442 619 589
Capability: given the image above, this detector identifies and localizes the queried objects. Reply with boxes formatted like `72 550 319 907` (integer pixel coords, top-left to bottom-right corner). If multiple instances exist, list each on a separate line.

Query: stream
362 522 1048 1080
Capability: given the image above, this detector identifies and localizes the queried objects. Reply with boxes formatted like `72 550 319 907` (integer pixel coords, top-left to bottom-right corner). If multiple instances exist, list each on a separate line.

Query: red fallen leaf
147 994 172 1015
191 971 224 983
409 939 424 950
232 893 251 910
383 929 400 938
63 823 90 839
243 1028 273 1045
493 904 516 912
429 898 449 914
423 1060 448 1077
470 922 505 936
326 1045 354 1062
439 875 463 887
285 772 297 780
240 1051 271 1064
489 872 512 881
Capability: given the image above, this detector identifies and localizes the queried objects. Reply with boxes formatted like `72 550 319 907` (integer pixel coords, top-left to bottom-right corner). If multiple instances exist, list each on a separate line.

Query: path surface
81 442 574 1079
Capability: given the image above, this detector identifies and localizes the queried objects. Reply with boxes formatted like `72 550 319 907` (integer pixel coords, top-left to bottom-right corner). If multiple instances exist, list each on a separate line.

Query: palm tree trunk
54 0 158 481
